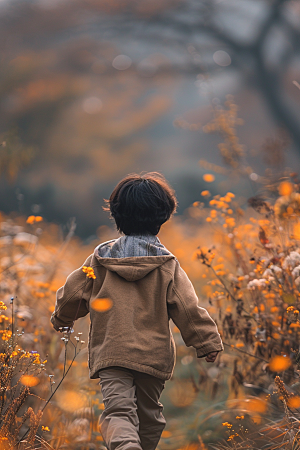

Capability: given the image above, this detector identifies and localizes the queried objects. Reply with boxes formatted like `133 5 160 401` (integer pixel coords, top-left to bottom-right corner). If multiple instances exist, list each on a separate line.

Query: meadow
1 98 300 450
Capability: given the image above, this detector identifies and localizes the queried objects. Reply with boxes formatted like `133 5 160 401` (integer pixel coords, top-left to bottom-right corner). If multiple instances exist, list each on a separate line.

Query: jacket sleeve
167 261 224 357
50 255 93 331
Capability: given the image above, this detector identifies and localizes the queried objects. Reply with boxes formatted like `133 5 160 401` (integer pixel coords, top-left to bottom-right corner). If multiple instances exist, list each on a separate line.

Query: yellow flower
82 266 96 279
32 353 41 364
225 217 236 227
203 174 215 182
42 426 50 432
279 181 293 196
1 330 12 341
0 302 7 311
274 192 300 218
222 422 232 428
20 375 40 387
0 314 9 322
269 355 292 372
227 433 239 441
26 215 43 224
90 298 113 312
288 396 300 409
26 215 35 224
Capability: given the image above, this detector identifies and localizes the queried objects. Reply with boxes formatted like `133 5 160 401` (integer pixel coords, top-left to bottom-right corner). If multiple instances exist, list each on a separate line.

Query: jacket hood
94 235 175 281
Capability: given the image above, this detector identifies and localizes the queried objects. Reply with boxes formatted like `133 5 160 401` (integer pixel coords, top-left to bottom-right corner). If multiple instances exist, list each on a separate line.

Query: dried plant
0 214 90 449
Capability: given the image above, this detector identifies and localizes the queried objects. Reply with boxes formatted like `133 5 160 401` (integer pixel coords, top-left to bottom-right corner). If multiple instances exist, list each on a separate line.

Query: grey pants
98 367 166 450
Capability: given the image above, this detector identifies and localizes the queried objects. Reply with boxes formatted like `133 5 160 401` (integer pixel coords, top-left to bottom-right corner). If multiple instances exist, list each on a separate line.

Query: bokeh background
1 0 300 238
1 1 300 449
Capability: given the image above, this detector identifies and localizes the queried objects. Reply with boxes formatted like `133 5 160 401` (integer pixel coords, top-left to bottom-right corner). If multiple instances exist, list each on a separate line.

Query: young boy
51 172 223 450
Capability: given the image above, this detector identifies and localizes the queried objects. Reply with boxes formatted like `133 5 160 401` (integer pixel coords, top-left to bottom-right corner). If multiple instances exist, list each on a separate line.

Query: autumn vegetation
0 0 300 448
2 97 300 450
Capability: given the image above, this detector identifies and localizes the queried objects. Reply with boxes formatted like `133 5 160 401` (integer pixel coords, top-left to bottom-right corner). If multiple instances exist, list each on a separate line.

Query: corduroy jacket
50 236 223 380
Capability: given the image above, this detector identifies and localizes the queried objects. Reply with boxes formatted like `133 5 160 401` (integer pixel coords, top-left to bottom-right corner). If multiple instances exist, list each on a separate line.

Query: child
51 172 223 450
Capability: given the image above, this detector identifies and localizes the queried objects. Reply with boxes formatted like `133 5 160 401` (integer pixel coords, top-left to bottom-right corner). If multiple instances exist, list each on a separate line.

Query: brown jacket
51 236 223 380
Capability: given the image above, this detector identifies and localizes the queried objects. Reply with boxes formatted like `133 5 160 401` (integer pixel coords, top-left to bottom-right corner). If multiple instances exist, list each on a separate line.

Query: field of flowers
2 99 300 450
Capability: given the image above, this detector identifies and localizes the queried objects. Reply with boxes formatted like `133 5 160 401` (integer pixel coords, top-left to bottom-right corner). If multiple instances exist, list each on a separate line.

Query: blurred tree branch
101 0 300 149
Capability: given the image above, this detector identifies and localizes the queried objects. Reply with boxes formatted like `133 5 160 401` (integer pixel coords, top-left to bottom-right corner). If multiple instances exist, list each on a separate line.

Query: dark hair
103 172 177 235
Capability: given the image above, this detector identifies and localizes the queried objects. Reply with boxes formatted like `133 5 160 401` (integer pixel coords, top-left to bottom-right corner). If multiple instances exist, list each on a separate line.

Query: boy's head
104 172 177 235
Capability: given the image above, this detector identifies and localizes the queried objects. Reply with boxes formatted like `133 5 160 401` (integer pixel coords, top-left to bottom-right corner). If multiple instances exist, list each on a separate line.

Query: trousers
98 366 166 450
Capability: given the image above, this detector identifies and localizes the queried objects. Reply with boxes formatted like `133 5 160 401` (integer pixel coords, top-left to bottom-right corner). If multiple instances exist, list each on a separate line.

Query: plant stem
223 342 269 363
18 345 79 444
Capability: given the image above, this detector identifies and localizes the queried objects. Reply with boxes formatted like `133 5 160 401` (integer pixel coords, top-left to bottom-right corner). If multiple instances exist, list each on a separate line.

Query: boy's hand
205 351 219 362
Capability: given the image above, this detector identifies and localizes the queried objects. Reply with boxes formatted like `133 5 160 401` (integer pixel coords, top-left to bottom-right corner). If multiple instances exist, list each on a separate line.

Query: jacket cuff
196 341 224 358
50 313 73 332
